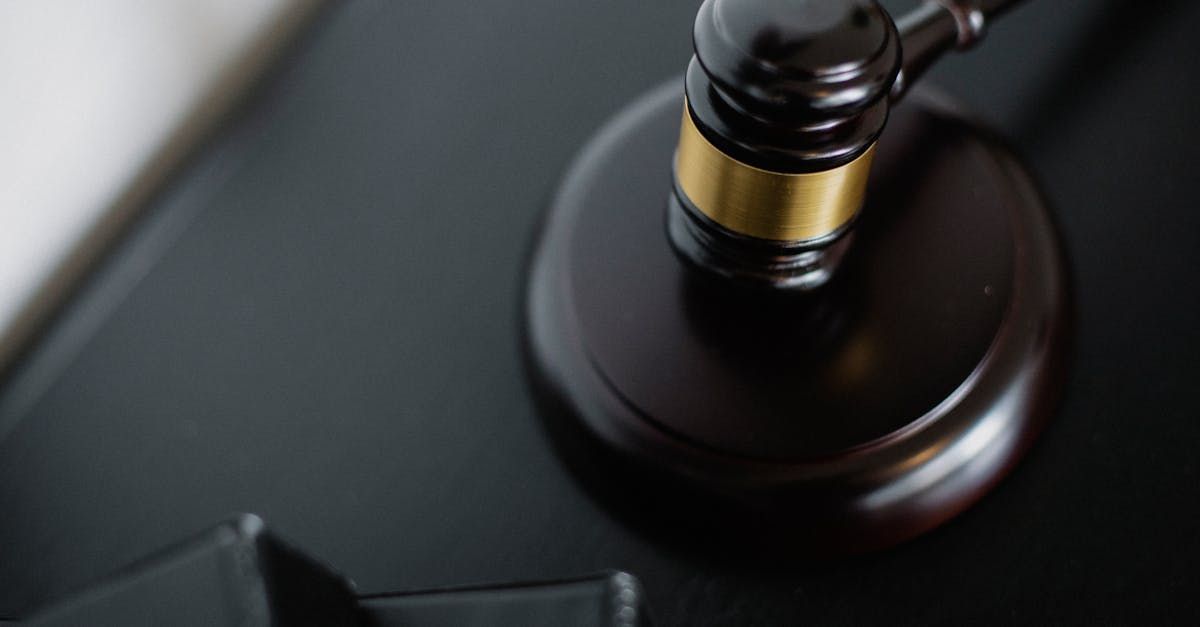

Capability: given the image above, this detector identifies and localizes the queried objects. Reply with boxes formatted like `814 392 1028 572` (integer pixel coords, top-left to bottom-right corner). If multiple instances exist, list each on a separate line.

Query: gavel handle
892 0 1029 100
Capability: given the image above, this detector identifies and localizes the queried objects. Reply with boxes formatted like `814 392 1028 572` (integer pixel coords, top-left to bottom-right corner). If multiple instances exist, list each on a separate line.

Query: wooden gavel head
669 0 1014 288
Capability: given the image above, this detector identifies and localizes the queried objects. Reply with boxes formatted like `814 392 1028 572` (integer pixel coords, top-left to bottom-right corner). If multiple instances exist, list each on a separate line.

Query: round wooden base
524 81 1070 554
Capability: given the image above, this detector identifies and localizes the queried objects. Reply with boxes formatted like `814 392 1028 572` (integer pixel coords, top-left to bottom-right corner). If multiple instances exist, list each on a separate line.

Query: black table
2 1 1197 623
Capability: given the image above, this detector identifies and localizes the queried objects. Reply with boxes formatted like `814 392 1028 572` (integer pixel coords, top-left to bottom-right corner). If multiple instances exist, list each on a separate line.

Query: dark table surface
2 1 1198 624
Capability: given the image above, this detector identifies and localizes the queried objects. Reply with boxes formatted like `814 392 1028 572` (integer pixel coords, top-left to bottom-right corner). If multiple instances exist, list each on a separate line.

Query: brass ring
674 104 875 242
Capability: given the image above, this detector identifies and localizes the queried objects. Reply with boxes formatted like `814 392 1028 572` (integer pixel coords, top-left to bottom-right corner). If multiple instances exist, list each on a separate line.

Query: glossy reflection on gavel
525 0 1069 554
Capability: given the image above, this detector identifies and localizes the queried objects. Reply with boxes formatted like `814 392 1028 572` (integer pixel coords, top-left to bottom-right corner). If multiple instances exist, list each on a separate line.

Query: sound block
524 80 1070 554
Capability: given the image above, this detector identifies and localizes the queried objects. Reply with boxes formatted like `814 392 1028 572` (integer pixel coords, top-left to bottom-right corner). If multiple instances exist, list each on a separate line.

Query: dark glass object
21 515 360 627
15 516 650 627
360 573 648 627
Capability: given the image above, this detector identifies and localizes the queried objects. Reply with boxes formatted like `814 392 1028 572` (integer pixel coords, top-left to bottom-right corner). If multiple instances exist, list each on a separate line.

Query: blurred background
0 0 320 380
1 1 1197 624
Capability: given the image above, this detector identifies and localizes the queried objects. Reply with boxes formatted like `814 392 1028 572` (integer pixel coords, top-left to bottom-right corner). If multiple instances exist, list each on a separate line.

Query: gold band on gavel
674 104 876 242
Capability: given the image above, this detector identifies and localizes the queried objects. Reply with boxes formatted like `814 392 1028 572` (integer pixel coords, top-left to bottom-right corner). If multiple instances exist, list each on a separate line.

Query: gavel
524 0 1068 554
671 0 1025 288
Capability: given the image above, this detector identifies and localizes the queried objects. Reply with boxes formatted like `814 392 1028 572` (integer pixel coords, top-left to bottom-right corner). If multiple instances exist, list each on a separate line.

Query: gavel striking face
525 0 1068 554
